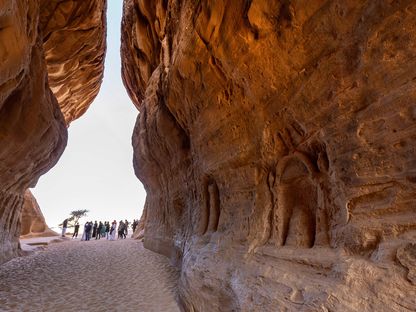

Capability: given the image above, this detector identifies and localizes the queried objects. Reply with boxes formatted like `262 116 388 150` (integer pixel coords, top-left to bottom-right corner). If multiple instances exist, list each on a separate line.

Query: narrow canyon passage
1 0 416 310
0 240 180 312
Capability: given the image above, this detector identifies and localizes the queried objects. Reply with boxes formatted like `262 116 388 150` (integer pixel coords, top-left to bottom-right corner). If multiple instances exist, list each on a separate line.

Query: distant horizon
31 1 146 229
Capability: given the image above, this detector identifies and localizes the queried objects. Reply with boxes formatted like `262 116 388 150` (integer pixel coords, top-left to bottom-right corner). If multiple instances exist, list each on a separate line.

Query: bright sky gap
31 1 146 229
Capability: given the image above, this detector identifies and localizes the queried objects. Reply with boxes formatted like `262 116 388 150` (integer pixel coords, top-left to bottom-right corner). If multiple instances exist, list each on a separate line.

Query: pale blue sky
32 1 146 229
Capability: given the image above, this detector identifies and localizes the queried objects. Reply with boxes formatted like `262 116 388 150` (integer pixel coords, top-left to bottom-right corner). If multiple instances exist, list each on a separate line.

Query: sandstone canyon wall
0 0 106 264
20 190 57 238
122 0 416 311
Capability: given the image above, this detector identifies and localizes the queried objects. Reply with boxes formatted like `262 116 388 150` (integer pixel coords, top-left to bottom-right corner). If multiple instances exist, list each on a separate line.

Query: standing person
118 220 124 239
100 222 106 238
61 218 68 237
124 220 129 238
96 221 103 240
105 221 110 239
85 222 92 241
72 222 80 238
88 221 93 240
81 222 88 241
92 221 98 238
132 219 138 233
109 220 117 241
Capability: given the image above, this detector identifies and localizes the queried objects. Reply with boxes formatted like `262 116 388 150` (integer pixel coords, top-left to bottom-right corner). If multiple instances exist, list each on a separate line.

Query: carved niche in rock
274 151 330 248
198 178 221 235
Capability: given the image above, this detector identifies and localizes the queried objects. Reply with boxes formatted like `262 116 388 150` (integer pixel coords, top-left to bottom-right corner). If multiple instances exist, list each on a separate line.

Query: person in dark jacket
85 222 92 241
124 220 129 238
118 220 125 239
100 221 106 238
105 222 110 239
72 222 80 238
132 219 138 233
92 221 98 238
96 221 103 239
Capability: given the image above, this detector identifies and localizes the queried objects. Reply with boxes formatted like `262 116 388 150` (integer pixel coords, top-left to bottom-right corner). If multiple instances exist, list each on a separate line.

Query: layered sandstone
40 1 106 124
20 190 57 238
122 0 416 310
0 0 106 264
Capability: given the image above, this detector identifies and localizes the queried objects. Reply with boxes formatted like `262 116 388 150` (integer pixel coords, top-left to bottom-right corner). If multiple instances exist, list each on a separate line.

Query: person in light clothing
109 220 117 241
61 219 68 237
81 222 88 241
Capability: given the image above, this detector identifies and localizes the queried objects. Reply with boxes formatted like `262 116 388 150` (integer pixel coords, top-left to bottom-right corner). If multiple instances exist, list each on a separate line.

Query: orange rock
0 0 106 264
122 0 416 310
20 190 57 238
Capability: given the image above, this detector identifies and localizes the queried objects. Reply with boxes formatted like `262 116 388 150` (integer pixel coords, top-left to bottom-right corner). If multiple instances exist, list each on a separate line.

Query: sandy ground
0 238 180 312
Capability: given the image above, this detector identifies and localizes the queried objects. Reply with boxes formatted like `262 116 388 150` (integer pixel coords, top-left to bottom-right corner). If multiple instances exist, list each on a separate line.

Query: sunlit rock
122 0 416 310
20 190 57 238
0 0 106 264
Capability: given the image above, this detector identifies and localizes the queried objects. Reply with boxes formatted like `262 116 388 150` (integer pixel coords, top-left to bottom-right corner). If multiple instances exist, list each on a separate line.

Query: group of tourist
69 219 140 241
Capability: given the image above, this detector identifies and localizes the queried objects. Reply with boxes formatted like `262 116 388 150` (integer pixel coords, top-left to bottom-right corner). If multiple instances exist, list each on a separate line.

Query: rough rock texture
397 243 416 286
39 1 106 124
20 190 57 238
0 0 106 264
122 0 416 311
132 200 147 240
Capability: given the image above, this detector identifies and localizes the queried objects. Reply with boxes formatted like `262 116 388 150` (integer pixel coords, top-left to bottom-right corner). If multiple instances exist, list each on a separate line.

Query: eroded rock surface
20 190 57 238
122 0 416 310
0 0 106 264
397 243 416 286
40 1 107 124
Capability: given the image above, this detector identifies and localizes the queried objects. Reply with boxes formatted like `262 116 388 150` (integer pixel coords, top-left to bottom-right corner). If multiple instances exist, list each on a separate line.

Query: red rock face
20 190 57 238
122 0 416 310
0 0 106 264
40 1 107 124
